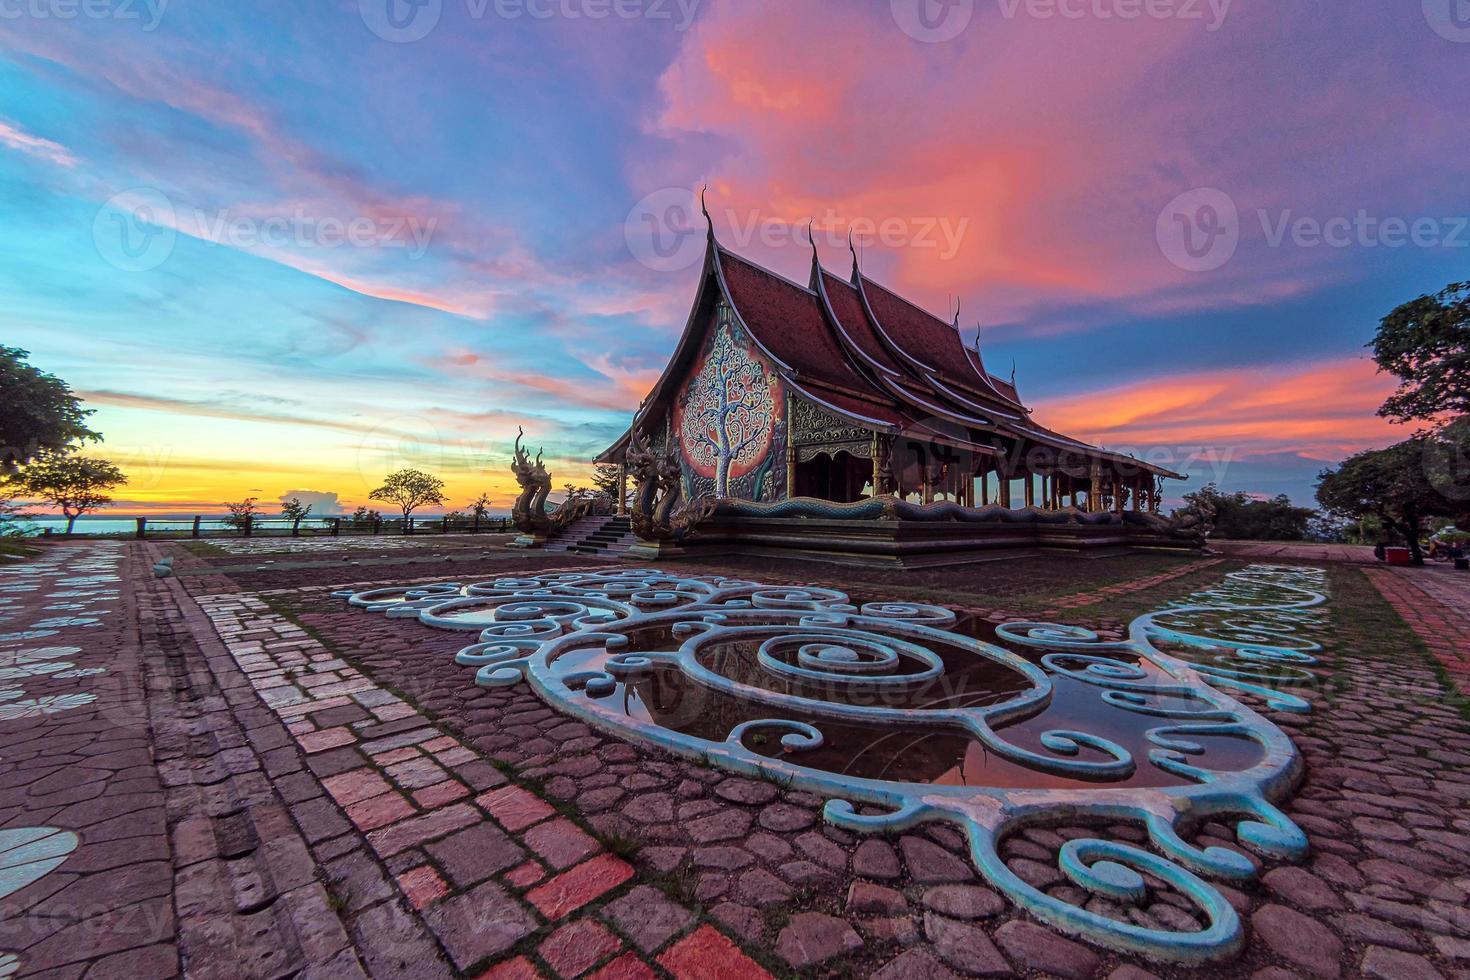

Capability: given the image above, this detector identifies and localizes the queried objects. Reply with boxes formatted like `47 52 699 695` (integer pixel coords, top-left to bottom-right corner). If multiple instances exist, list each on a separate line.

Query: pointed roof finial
952 298 961 330
1009 358 1017 387
848 227 860 272
700 184 713 240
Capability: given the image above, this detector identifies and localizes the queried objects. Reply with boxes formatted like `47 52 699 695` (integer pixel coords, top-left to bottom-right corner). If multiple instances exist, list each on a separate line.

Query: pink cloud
646 5 1468 328
1032 357 1403 459
440 349 660 412
0 119 77 168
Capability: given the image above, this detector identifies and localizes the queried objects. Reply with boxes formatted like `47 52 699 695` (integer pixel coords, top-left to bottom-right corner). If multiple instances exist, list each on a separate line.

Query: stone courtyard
1 536 1467 979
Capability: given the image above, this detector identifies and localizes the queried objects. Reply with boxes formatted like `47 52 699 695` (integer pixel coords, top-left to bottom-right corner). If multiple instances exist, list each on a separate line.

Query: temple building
596 215 1182 524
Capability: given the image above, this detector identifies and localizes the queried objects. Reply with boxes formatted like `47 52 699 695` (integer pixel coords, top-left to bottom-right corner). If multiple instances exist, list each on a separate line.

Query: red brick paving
586 953 659 980
281 552 1470 978
174 548 759 978
1365 563 1470 695
398 864 451 909
1042 556 1224 612
527 854 636 920
14 539 1467 978
480 785 558 833
656 924 775 980
538 919 622 977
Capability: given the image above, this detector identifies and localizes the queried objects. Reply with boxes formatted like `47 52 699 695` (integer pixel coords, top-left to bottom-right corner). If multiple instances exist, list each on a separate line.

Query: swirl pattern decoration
336 564 1326 963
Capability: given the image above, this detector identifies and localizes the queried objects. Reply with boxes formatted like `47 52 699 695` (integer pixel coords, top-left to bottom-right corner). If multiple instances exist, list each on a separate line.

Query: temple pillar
1024 474 1035 509
1132 475 1143 512
1113 474 1125 515
871 434 881 496
785 391 795 500
999 471 1012 509
617 464 627 516
979 467 989 506
1088 459 1102 512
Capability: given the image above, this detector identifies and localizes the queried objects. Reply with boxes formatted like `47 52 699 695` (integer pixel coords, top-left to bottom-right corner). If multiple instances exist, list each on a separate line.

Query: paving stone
522 817 600 870
528 854 635 920
1107 967 1162 980
397 864 451 909
684 809 752 844
1251 904 1343 978
657 924 772 979
711 902 765 944
474 955 543 979
366 802 479 857
796 830 847 871
756 803 814 833
1360 946 1444 980
921 884 1005 919
858 915 921 947
775 912 864 970
692 845 754 870
1331 912 1421 951
585 953 657 980
621 792 676 824
1264 866 1345 911
853 838 901 880
426 822 526 887
478 785 555 832
847 880 907 916
1431 935 1470 960
900 835 973 883
871 948 964 980
745 832 793 863
712 778 779 805
422 879 537 971
325 848 396 914
924 912 1012 976
777 860 835 886
539 919 623 978
638 846 687 873
601 884 696 952
737 867 793 906
345 791 416 832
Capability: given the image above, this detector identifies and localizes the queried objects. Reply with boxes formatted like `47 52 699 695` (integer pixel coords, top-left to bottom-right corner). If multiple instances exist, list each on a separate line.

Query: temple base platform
624 503 1203 569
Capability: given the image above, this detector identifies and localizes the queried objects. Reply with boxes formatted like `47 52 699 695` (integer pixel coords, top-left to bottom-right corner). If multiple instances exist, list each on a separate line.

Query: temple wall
670 302 788 502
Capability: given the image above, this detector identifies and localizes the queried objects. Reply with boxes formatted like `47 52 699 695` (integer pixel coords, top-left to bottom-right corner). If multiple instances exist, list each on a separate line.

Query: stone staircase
545 515 639 559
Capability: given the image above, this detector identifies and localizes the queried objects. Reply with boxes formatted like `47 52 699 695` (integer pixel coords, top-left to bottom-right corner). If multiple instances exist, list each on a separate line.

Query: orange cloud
1033 357 1403 459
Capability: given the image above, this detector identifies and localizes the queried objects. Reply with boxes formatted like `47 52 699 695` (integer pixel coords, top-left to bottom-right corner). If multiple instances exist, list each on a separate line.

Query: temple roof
596 220 1181 480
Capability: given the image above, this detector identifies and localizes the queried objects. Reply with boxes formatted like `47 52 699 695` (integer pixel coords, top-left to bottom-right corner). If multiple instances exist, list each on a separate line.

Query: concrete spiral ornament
338 564 1326 963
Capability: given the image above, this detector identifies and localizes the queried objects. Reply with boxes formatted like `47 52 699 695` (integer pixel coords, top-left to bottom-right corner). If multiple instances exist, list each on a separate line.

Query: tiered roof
598 215 1180 480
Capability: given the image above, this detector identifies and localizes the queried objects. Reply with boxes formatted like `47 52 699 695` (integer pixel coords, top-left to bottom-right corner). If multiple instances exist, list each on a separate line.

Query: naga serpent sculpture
510 427 552 534
625 428 716 542
335 563 1326 964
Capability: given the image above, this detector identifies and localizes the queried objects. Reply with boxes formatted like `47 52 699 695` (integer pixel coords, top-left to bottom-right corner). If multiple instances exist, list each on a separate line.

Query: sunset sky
2 1 1466 514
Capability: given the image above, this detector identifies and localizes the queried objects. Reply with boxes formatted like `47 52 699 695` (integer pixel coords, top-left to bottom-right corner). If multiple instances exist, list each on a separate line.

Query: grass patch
1324 563 1470 720
0 539 42 560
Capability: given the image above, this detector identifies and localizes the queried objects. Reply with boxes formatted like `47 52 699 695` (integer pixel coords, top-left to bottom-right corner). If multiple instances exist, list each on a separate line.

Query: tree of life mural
680 312 776 496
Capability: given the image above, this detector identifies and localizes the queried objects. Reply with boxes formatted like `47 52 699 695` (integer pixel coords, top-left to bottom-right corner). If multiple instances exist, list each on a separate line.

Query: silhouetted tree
369 469 446 519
